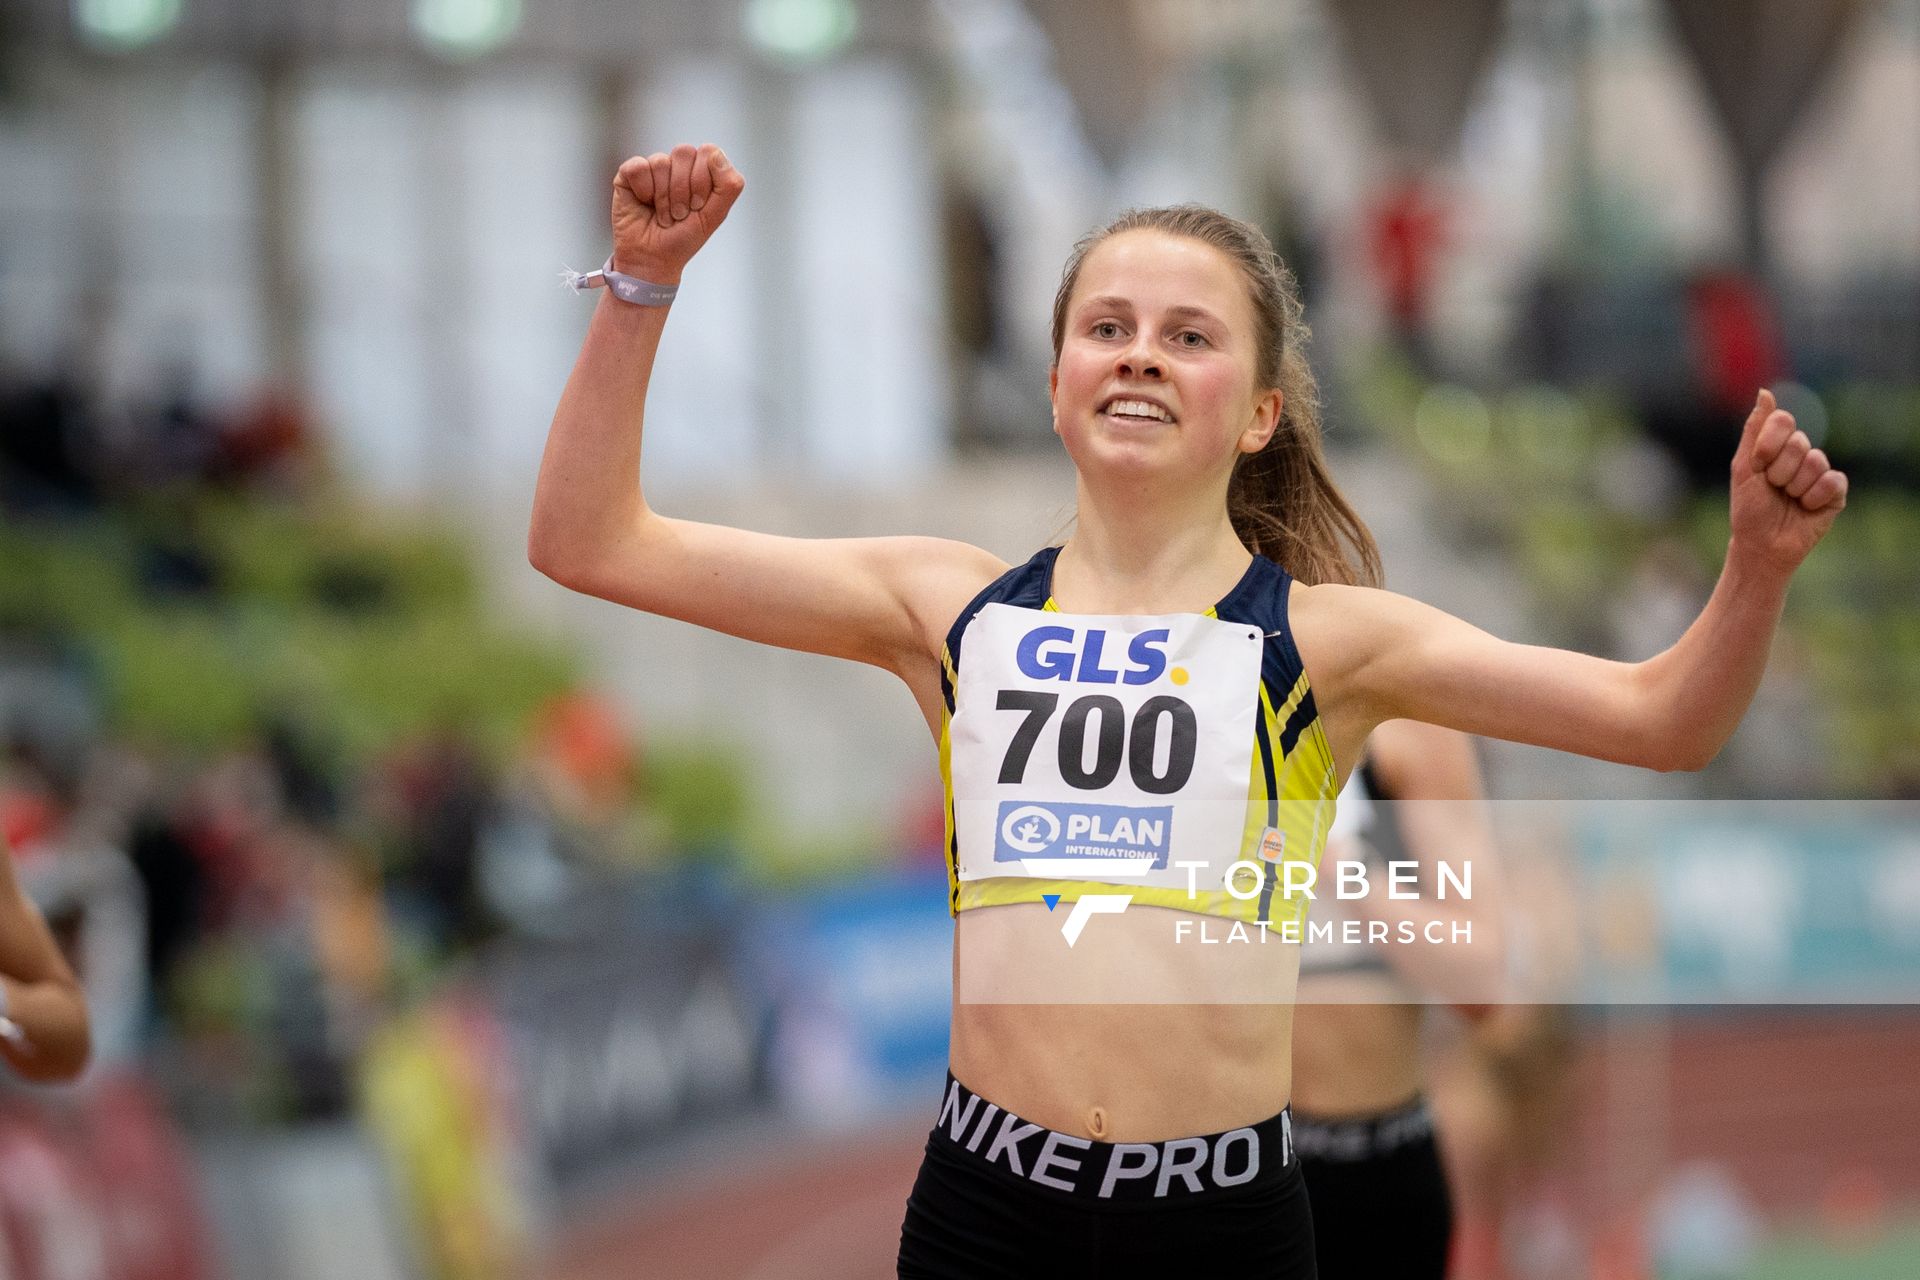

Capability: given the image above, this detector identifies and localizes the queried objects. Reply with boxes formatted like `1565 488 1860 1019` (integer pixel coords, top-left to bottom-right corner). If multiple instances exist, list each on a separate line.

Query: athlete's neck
1056 483 1251 614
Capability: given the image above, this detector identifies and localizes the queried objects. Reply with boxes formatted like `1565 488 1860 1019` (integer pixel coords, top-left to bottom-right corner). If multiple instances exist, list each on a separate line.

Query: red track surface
541 1126 928 1280
1580 1011 1920 1217
543 1013 1920 1277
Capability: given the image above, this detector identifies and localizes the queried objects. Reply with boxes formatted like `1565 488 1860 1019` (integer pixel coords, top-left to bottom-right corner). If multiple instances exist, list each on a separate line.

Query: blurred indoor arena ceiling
0 0 934 62
3 0 1876 169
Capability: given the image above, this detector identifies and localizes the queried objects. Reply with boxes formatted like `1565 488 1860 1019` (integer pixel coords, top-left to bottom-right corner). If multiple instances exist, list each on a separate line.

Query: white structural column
0 61 265 399
634 54 764 485
787 58 949 482
453 69 601 505
300 70 441 500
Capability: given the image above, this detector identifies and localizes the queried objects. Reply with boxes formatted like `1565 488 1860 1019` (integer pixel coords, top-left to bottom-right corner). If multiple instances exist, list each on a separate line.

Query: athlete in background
1293 719 1501 1278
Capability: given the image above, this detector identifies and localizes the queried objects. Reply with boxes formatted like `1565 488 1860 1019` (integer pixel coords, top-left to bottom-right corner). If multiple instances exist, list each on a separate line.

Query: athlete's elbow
1671 744 1720 773
1623 668 1719 772
527 523 605 594
1645 734 1719 773
526 527 577 586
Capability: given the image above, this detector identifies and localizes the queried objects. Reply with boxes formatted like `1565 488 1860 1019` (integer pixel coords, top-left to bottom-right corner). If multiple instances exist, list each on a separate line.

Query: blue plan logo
1000 805 1062 854
992 800 1174 867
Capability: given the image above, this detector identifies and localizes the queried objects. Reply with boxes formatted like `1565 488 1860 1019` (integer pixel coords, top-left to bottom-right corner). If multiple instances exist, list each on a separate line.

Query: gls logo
1015 626 1171 685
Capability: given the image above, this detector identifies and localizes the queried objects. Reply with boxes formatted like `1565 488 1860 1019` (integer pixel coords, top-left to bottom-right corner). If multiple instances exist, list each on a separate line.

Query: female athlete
531 143 1846 1278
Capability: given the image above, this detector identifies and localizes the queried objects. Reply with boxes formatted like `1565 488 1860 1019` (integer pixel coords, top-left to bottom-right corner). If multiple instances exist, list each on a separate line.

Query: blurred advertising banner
0 1072 215 1280
756 868 954 1119
951 800 1920 1007
363 874 776 1280
1577 800 1920 1004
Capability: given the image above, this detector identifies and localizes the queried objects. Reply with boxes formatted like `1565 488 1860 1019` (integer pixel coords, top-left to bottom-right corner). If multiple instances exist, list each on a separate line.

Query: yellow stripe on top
940 644 961 916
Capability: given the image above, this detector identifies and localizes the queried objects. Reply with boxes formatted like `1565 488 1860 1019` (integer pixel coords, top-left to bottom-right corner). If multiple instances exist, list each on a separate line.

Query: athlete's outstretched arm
1298 390 1847 772
530 144 1004 681
1 839 91 1083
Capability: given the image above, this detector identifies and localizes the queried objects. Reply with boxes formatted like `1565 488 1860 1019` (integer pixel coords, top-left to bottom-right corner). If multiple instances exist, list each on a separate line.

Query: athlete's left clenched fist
1728 388 1847 575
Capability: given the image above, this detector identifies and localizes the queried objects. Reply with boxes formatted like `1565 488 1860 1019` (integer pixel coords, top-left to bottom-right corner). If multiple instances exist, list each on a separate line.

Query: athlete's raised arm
1 838 92 1083
1296 389 1847 773
530 144 1006 700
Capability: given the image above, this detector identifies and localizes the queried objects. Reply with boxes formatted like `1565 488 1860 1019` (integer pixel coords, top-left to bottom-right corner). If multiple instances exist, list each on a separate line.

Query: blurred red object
1684 272 1789 415
0 1107 109 1280
1819 1165 1888 1251
0 1073 217 1280
1588 1209 1652 1280
217 389 312 488
1 791 59 857
73 1074 216 1280
535 692 636 815
1367 177 1449 333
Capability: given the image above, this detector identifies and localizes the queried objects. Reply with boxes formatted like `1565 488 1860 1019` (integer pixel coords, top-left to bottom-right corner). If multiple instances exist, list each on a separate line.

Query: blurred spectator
377 728 501 956
213 389 316 494
1685 272 1789 421
0 365 99 513
1367 173 1450 372
1644 270 1792 490
531 692 635 828
123 363 223 494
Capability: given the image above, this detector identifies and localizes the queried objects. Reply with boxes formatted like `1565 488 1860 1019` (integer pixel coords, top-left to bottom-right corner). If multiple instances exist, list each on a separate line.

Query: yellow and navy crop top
938 545 1338 928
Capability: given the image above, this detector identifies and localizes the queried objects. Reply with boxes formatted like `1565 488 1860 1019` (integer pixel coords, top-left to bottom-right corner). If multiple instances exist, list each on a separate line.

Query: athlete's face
1050 230 1280 484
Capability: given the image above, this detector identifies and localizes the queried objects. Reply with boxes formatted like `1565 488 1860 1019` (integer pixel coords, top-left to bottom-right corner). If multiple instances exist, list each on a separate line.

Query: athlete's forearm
0 973 91 1083
528 295 674 581
1636 539 1792 771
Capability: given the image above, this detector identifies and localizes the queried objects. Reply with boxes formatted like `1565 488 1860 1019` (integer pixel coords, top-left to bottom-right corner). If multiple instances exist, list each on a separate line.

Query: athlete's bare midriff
1288 996 1424 1116
948 902 1298 1143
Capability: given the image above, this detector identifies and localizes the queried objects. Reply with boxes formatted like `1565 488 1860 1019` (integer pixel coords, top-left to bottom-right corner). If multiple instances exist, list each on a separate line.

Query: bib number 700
996 690 1198 794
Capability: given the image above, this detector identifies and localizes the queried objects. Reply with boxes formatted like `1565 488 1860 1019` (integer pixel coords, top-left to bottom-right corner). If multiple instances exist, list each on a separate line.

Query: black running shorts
898 1073 1317 1279
1294 1096 1453 1280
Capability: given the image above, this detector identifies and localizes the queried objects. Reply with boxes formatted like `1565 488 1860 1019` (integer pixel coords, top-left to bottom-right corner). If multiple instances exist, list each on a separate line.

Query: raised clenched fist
1729 388 1848 575
611 143 745 285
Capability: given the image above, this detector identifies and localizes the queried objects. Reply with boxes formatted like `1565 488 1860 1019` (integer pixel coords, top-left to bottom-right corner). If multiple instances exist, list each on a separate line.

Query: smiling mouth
1099 397 1176 424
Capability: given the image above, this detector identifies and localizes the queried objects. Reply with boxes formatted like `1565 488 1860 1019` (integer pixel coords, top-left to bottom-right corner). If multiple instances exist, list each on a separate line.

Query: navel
1086 1105 1111 1140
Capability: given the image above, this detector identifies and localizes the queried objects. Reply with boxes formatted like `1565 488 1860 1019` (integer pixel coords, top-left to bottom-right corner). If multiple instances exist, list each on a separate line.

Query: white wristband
562 256 679 307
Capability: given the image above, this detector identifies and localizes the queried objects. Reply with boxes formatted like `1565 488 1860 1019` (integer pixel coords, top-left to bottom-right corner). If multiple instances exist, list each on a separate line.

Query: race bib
951 603 1262 893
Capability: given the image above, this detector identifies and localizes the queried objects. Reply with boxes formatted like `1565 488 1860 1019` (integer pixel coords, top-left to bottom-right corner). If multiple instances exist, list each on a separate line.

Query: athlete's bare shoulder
1285 579 1411 778
1286 580 1398 683
893 538 1011 665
